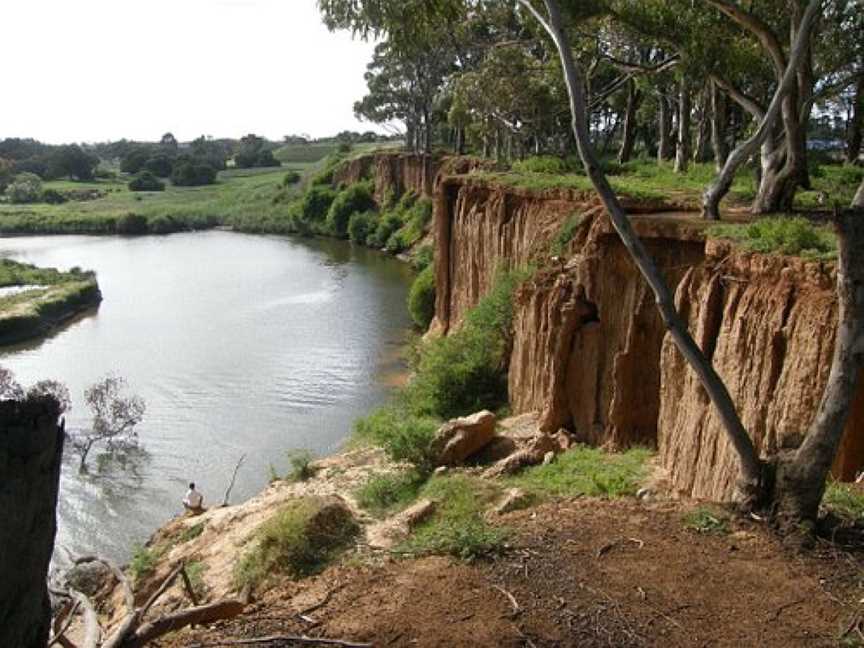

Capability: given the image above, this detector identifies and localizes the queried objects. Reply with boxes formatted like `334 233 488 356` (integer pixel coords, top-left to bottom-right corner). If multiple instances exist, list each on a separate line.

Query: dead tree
0 396 65 648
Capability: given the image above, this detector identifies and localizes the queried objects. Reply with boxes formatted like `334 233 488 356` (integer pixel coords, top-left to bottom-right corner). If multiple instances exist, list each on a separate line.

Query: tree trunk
674 77 691 173
521 0 764 504
0 397 65 648
693 87 711 163
853 176 864 209
657 93 673 163
702 2 821 221
711 81 729 171
847 76 864 164
618 79 641 164
772 210 864 527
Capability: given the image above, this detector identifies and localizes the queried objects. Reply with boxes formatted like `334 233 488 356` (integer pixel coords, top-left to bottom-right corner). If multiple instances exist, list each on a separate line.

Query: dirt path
159 498 861 647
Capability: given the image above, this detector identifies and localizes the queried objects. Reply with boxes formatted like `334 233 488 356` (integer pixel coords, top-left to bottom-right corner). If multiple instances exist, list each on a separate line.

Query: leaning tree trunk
618 79 640 164
674 77 691 173
710 81 728 171
693 87 711 163
701 1 821 220
519 0 764 504
773 209 864 528
0 396 65 648
853 176 864 209
847 76 864 164
657 93 674 163
752 94 807 213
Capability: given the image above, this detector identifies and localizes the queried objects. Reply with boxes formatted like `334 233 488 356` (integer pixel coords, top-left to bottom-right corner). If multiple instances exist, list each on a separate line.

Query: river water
0 231 413 565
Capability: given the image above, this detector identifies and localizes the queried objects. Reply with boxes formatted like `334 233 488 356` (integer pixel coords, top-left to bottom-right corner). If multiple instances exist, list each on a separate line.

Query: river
0 231 413 565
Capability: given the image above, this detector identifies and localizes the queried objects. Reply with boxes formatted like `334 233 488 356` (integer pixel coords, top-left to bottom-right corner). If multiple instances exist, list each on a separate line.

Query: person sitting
182 482 204 513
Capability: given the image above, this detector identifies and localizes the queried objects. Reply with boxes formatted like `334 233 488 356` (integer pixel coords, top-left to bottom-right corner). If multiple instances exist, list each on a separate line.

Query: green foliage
286 449 316 482
823 481 864 521
411 245 434 272
708 217 836 259
348 211 377 243
407 269 528 419
184 560 209 597
172 162 217 187
128 171 165 192
353 405 440 470
178 522 206 544
398 475 508 560
407 265 435 329
299 185 338 226
511 155 570 174
115 212 148 235
233 497 359 589
355 469 426 517
507 445 652 498
682 507 730 535
41 189 67 204
550 213 582 257
326 181 376 237
5 172 43 204
281 171 301 186
367 212 402 248
129 544 162 581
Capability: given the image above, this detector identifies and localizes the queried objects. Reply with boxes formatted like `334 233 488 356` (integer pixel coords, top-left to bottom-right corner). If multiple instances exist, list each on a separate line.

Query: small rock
433 466 448 476
431 410 497 466
401 498 437 528
494 488 531 515
636 487 653 500
542 451 556 465
483 433 560 478
65 561 114 598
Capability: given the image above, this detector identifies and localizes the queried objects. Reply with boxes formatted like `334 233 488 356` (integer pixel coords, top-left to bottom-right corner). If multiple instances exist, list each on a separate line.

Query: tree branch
702 0 787 76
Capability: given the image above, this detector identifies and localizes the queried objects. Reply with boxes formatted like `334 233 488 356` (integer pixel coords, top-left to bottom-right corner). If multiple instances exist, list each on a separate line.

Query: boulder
493 488 531 516
483 433 560 478
431 410 497 466
366 499 437 549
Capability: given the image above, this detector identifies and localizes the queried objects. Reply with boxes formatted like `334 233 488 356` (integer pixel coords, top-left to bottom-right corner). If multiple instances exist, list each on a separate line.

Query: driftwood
221 454 247 507
50 556 246 648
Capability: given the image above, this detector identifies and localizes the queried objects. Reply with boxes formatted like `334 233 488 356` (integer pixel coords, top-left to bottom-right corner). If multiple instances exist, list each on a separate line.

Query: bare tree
72 375 146 472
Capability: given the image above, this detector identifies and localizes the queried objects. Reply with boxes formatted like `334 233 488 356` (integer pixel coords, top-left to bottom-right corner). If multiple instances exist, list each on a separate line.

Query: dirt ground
156 498 863 648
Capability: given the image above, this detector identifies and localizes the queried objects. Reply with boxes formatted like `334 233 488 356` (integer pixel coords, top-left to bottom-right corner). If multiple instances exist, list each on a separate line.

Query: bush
128 171 166 192
115 213 148 235
281 171 301 186
41 189 67 204
348 211 377 243
299 185 338 225
355 469 426 517
286 450 316 482
148 214 177 234
408 265 435 329
412 245 434 272
233 497 358 588
512 155 570 175
708 216 836 258
326 182 376 237
354 405 440 471
368 212 402 248
550 213 582 257
143 154 174 178
5 172 43 203
172 162 217 187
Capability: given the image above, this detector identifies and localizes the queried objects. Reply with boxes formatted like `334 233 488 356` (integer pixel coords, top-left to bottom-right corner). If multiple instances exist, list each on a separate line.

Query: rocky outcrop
431 168 864 500
431 410 497 466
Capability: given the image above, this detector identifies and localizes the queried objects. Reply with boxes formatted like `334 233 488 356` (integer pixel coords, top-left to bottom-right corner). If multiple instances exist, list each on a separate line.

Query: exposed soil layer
156 498 861 647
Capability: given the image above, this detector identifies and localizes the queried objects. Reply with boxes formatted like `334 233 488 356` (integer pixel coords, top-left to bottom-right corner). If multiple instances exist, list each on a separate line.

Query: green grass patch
355 469 427 517
682 506 730 535
549 213 582 257
708 216 837 259
286 450 316 482
823 481 864 521
178 522 205 544
184 560 209 597
233 497 359 589
129 543 166 581
398 475 508 560
407 265 435 329
353 405 440 470
507 445 651 499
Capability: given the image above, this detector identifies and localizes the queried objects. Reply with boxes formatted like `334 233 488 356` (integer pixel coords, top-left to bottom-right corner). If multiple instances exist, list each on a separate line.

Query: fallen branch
75 556 137 648
140 563 186 620
493 585 521 617
180 565 201 607
187 635 372 648
221 454 247 507
67 588 102 648
49 600 81 648
122 598 246 648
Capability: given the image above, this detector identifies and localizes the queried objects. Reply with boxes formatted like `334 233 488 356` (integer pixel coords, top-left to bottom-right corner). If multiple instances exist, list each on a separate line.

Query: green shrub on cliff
356 468 426 517
326 181 375 237
348 211 377 243
511 155 570 175
708 217 836 259
299 185 337 228
354 405 439 470
408 265 435 330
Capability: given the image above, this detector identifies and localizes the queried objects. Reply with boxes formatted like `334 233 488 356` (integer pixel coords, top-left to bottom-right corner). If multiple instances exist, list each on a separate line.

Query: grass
397 475 509 560
184 560 209 597
286 450 316 482
823 481 864 521
507 445 652 499
549 213 583 257
682 506 730 535
178 521 205 544
129 543 165 581
233 496 359 589
708 216 837 259
274 143 340 164
353 404 441 470
355 469 427 517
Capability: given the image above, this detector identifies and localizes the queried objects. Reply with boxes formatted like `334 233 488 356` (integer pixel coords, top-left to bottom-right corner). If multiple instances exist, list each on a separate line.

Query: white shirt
183 488 203 509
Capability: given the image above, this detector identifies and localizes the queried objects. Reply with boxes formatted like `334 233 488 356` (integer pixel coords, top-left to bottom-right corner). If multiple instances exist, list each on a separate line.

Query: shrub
368 212 402 248
412 245 434 272
408 265 435 329
128 171 166 192
129 544 162 581
148 214 178 234
355 469 426 517
683 507 730 534
5 172 43 204
143 154 174 178
172 162 217 187
348 211 377 243
41 189 67 204
512 155 569 175
299 185 337 225
326 182 376 237
281 171 301 186
115 213 148 235
233 497 358 588
286 450 316 482
708 217 836 258
550 213 582 257
354 405 440 470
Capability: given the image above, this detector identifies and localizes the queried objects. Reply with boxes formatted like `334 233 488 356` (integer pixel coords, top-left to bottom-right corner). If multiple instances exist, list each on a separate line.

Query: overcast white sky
4 0 380 143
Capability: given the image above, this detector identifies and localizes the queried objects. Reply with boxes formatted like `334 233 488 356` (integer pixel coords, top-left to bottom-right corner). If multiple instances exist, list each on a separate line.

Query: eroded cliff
431 168 863 500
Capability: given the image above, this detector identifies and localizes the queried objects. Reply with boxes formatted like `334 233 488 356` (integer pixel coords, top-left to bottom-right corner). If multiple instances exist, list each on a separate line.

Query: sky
4 0 381 144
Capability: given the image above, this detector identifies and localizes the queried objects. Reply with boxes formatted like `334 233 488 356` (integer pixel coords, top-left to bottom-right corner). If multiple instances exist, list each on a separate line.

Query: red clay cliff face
431 170 864 500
